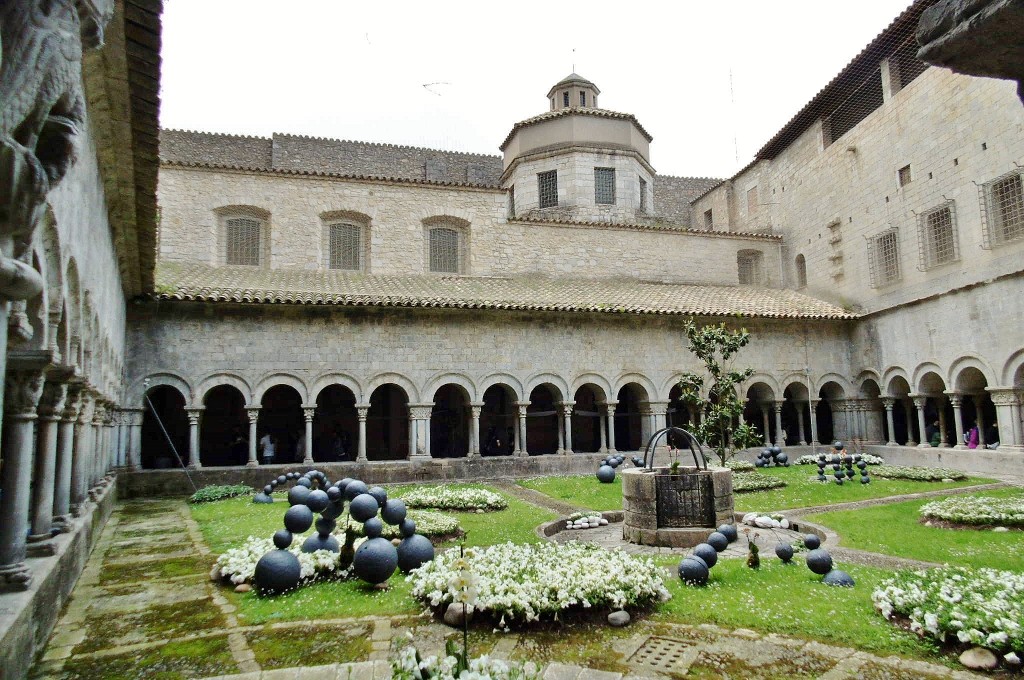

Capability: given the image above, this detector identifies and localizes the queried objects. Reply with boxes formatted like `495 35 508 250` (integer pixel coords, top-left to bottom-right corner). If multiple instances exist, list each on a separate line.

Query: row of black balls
755 445 789 468
677 523 739 585
596 455 626 483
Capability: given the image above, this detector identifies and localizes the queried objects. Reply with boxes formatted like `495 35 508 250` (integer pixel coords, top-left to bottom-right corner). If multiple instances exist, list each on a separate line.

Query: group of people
226 425 354 464
924 419 999 449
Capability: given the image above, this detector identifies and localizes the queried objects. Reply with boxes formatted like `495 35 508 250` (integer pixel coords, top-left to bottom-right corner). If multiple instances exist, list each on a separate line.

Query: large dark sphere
833 441 845 450
254 549 302 595
368 486 388 507
776 453 788 465
399 518 417 537
277 475 288 484
717 524 738 543
856 461 867 470
353 537 399 584
314 516 336 536
287 485 311 507
336 477 353 493
381 499 408 526
596 465 616 483
263 484 274 494
678 557 710 586
770 445 782 455
363 517 384 538
692 543 718 569
806 548 834 575
631 456 644 467
302 533 340 554
775 543 794 562
860 475 870 485
296 477 312 489
755 459 766 468
706 532 729 553
822 569 855 587
273 529 293 549
397 534 435 573
306 489 330 513
286 472 297 480
344 480 369 501
320 502 342 521
284 504 315 534
350 493 380 522
803 534 821 550
254 492 274 504
327 486 343 502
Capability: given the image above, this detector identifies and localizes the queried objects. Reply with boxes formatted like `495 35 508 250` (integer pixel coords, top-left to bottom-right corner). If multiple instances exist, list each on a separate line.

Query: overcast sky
159 0 913 179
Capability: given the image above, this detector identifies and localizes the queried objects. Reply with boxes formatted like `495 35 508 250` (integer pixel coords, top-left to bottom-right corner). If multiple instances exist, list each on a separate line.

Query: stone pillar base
52 515 72 533
302 457 314 466
916 443 932 449
245 460 259 468
0 563 32 592
26 539 57 557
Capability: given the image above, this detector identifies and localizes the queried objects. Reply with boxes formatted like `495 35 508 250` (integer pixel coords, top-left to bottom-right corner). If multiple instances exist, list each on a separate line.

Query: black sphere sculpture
822 569 855 587
273 529 293 549
775 543 794 563
363 517 384 539
399 518 417 537
302 532 340 553
350 493 380 522
803 533 821 550
692 543 718 569
806 548 834 575
353 537 399 584
254 549 302 595
397 533 435 573
596 464 616 483
367 486 388 507
284 505 315 534
717 523 738 543
706 531 729 553
287 485 311 507
306 489 330 513
344 480 369 501
381 499 408 526
678 557 710 586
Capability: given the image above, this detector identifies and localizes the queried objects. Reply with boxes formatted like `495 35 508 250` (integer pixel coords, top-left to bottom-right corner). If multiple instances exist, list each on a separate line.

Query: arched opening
615 383 647 452
526 384 560 455
257 385 304 464
667 384 691 431
795 253 807 288
859 378 883 442
200 385 248 466
571 385 603 453
816 382 845 445
745 383 776 445
314 385 358 461
367 384 409 461
918 371 947 447
480 384 515 456
430 384 470 458
141 386 189 469
955 367 995 447
886 376 912 445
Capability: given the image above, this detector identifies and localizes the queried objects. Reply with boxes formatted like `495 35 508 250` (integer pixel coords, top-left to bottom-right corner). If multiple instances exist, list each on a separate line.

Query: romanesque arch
366 372 419 404
195 372 253 407
745 380 777 445
614 382 649 452
313 382 359 462
257 384 304 464
132 372 194 407
478 372 524 402
140 383 189 469
253 372 309 404
571 382 606 453
526 381 563 455
201 384 248 466
423 371 477 403
367 383 410 461
430 383 471 458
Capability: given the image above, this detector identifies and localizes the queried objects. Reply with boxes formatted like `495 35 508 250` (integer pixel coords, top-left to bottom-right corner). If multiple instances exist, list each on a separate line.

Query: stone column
937 399 949 447
512 408 522 455
946 393 966 449
90 400 106 485
597 402 608 454
773 401 785 446
638 402 654 449
912 395 930 448
559 402 573 455
760 405 771 445
555 407 566 456
409 405 431 458
976 398 987 447
881 398 897 446
71 391 95 513
117 410 129 468
301 404 316 465
29 381 67 544
124 408 143 470
468 402 484 457
796 402 807 445
104 409 117 473
515 401 530 456
184 407 203 469
53 384 83 529
903 398 918 446
0 367 45 591
987 388 1018 448
603 402 618 452
808 399 820 445
245 406 260 466
356 403 369 462
844 402 857 441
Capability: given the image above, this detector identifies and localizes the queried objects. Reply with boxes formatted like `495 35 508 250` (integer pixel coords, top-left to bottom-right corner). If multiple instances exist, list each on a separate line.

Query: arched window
795 254 807 288
424 217 469 274
737 249 764 286
327 222 363 271
216 206 270 267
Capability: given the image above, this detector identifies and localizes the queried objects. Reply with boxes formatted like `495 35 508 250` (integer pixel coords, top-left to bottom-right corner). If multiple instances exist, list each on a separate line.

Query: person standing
259 432 277 464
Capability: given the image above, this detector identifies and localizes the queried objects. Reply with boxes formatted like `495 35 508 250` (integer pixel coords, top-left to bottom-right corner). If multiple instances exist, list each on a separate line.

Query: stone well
621 466 734 548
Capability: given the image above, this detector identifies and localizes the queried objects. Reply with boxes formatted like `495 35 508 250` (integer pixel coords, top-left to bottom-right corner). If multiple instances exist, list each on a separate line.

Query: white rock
993 526 1009 532
959 647 999 671
742 512 758 525
769 519 781 528
1004 652 1021 666
754 516 774 528
780 519 790 529
942 478 955 483
599 518 609 526
607 610 631 627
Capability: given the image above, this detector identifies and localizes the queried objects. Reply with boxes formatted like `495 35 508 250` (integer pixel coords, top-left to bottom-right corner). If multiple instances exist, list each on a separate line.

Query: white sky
159 0 913 179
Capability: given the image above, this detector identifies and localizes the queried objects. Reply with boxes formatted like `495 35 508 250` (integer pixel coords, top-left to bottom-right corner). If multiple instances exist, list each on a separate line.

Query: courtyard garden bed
919 492 1024 528
396 484 508 511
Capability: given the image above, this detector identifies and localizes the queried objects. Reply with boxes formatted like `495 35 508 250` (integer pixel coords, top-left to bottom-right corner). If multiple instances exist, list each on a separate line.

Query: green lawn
518 474 623 511
803 487 1024 570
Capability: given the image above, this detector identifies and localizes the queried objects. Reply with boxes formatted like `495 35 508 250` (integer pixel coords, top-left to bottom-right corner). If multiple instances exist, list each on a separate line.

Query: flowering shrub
725 460 756 472
214 536 349 585
732 473 787 493
398 485 508 511
188 484 252 504
796 454 884 465
872 465 966 482
873 567 1024 653
391 634 540 679
350 510 461 538
919 494 1024 527
408 542 670 624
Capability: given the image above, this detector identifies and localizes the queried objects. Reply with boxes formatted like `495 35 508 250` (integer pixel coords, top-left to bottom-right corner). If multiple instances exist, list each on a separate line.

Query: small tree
677 319 761 466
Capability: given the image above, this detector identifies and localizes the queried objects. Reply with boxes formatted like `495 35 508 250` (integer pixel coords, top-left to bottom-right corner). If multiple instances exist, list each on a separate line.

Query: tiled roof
510 216 780 240
153 261 856 320
500 108 654 151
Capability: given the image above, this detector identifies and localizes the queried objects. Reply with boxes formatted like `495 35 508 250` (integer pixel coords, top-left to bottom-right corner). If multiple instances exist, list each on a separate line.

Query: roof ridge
161 128 271 141
658 174 724 182
270 132 501 160
510 215 780 240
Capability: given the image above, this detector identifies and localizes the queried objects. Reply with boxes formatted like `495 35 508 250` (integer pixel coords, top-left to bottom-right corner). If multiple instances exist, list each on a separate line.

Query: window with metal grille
328 222 362 270
225 217 262 266
795 254 807 288
982 170 1024 246
737 250 763 285
639 177 648 213
429 227 460 273
867 228 901 287
822 69 884 148
595 167 616 205
918 202 958 270
889 37 929 95
538 170 558 208
703 209 713 230
898 165 912 187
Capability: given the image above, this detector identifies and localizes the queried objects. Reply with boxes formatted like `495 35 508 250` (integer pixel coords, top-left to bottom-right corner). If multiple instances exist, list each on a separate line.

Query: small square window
594 167 616 205
898 165 912 187
538 170 558 209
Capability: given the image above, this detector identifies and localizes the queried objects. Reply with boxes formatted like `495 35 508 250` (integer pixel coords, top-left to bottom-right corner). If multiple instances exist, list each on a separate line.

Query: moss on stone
74 596 227 654
245 624 372 669
60 635 236 679
99 554 208 585
509 624 633 674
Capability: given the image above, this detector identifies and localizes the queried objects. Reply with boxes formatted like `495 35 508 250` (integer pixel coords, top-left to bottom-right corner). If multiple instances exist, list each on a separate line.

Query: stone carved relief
38 381 68 419
3 368 45 416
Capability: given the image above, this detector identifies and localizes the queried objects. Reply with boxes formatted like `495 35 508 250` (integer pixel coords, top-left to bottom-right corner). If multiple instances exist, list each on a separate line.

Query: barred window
538 170 558 208
594 167 616 205
508 185 516 220
795 254 807 288
225 217 262 266
867 228 901 287
982 170 1024 246
429 227 461 273
918 203 958 270
639 177 648 213
737 250 763 285
328 222 362 270
898 165 912 187
562 91 569 107
704 209 713 230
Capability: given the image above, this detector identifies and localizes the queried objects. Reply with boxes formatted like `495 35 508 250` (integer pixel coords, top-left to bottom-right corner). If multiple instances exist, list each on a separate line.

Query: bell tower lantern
547 73 600 110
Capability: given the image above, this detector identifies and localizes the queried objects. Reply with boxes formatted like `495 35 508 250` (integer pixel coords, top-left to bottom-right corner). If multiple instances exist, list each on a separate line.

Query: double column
356 403 369 462
946 393 967 449
53 383 85 530
988 387 1023 450
556 401 574 455
514 401 530 456
600 401 618 453
28 379 68 550
469 402 484 457
408 404 433 458
301 404 316 465
185 406 204 468
909 394 930 448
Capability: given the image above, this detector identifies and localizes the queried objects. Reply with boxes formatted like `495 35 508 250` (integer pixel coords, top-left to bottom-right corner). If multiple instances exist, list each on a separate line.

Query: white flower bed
565 511 608 530
919 494 1024 527
872 465 967 482
392 636 539 680
215 536 349 585
398 485 508 511
796 453 884 465
408 542 670 623
733 473 787 493
725 460 756 472
350 510 461 537
873 567 1024 654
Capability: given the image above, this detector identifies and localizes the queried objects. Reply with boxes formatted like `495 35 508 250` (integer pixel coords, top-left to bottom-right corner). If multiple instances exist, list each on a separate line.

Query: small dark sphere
857 460 867 470
320 502 342 521
397 534 435 573
833 441 845 450
399 518 416 537
367 486 388 507
337 477 353 492
306 489 330 513
853 454 862 461
270 480 280 488
353 537 399 584
296 477 312 489
287 485 311 507
776 453 788 464
344 480 369 501
309 469 322 479
363 516 384 538
301 533 340 554
775 543 794 562
678 557 710 586
381 499 408 526
688 554 708 568
286 472 297 480
315 516 336 536
283 504 315 534
803 533 821 550
717 524 738 543
784 462 791 467
609 459 620 469
818 474 827 482
834 470 845 479
835 478 844 485
273 529 293 549
706 532 729 553
254 549 302 595
277 475 288 484
596 465 616 483
692 543 718 569
263 484 274 494
806 548 834 575
771 445 782 455
350 493 380 522
253 492 274 504
327 486 343 502
860 475 870 484
631 456 644 467
822 569 855 587
845 468 856 479
755 459 766 468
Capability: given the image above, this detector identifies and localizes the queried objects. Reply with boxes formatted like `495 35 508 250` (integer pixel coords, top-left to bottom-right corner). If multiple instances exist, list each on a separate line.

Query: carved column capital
245 406 260 424
515 401 530 417
986 388 1020 407
184 406 204 426
356 403 370 421
37 382 68 420
4 368 45 419
76 391 95 424
91 400 107 425
61 383 84 422
945 392 963 407
302 407 316 422
881 397 896 410
558 402 575 418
